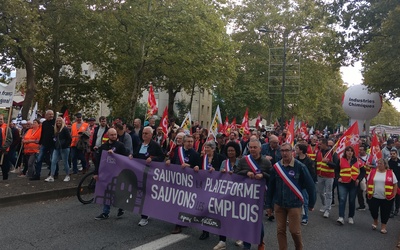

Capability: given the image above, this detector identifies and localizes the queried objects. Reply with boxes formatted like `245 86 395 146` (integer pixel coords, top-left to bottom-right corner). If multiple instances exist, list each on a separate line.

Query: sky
340 62 400 111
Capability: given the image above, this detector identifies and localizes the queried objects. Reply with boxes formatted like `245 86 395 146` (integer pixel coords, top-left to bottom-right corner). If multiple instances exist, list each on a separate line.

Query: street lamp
258 25 311 126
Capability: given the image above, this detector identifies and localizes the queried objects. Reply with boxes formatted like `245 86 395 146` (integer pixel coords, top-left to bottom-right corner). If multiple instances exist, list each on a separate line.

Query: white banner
0 79 16 108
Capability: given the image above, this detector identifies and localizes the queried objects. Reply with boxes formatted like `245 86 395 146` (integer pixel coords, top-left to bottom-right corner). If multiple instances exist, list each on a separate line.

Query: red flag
146 85 158 120
63 109 71 125
369 131 382 163
300 122 309 140
239 108 249 135
160 106 169 142
222 116 229 136
255 114 261 128
333 121 360 158
229 117 237 133
285 117 295 146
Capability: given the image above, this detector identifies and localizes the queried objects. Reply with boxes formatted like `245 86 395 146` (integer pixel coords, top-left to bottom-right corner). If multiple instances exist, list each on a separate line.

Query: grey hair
249 138 261 147
204 140 216 150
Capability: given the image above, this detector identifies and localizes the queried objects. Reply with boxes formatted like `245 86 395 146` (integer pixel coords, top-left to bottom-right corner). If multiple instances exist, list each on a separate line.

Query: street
1 196 399 250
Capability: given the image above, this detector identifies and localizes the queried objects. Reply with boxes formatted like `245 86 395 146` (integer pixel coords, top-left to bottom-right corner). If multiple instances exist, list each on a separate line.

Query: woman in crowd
194 140 226 241
367 158 398 234
22 119 41 178
45 117 72 182
336 146 365 225
213 141 242 250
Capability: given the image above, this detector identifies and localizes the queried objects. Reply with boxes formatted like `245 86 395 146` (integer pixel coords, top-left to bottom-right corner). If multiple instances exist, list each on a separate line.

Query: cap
88 117 95 121
21 120 27 125
144 121 149 126
75 112 82 118
387 139 394 145
11 120 17 124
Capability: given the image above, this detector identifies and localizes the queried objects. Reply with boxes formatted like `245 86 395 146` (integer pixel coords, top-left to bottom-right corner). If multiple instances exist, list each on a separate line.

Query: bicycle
77 170 96 204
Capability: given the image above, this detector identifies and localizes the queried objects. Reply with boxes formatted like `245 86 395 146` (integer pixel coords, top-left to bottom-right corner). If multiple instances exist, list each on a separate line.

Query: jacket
266 158 316 209
133 140 164 162
94 140 128 175
54 127 72 149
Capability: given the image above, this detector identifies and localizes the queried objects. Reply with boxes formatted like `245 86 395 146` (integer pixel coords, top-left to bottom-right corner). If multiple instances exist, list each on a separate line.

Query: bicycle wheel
77 171 96 204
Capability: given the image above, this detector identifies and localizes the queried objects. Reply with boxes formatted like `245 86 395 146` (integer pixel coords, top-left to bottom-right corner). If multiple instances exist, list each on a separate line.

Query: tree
0 0 42 119
216 0 348 125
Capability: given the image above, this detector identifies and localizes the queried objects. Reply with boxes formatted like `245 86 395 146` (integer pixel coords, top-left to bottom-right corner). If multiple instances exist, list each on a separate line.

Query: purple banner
94 151 265 244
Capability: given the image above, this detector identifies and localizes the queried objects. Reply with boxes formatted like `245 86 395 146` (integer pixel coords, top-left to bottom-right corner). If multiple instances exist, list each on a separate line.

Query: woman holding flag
194 140 226 240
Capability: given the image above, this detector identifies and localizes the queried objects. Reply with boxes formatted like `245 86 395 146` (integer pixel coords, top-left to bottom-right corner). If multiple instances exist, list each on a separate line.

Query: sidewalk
0 165 87 208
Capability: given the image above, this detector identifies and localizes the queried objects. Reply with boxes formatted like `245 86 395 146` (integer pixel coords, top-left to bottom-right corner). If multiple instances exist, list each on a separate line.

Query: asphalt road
1 196 399 250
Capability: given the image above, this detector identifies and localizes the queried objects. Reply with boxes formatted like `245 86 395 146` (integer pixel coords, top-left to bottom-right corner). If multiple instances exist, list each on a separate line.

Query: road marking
130 234 190 250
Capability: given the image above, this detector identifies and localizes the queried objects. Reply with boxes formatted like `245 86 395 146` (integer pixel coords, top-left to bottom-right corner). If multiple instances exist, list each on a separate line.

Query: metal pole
281 32 287 125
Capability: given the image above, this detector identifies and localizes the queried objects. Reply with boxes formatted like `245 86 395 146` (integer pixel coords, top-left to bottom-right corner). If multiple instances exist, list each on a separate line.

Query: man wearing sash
266 143 316 250
235 139 271 250
167 134 200 234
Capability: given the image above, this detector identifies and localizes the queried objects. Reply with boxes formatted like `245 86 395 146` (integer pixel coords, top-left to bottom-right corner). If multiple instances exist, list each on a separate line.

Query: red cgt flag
285 117 295 146
300 121 309 140
369 131 382 163
255 114 261 128
160 106 168 142
146 85 158 120
239 108 249 135
63 109 71 125
332 121 360 158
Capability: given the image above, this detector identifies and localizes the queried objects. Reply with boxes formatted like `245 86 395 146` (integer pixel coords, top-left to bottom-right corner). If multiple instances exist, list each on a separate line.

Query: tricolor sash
273 161 304 203
202 155 211 170
244 155 261 173
224 160 233 172
178 146 185 165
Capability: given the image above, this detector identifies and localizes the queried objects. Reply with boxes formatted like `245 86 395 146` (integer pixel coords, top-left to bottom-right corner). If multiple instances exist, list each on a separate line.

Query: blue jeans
35 145 55 177
103 205 111 215
71 147 86 174
243 223 264 249
338 182 357 218
302 189 309 221
51 148 70 176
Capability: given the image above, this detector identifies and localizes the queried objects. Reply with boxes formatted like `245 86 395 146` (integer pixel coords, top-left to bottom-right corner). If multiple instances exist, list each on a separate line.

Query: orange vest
71 122 89 147
339 158 360 183
316 150 335 178
23 128 41 154
367 168 396 200
0 123 9 151
307 144 318 161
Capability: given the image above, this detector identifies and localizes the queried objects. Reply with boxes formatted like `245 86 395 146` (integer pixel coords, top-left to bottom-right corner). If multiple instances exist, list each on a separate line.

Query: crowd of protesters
1 112 399 249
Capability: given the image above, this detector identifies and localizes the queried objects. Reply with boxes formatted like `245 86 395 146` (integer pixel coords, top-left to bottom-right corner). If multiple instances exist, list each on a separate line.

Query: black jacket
170 146 200 168
296 155 317 182
39 119 55 148
91 125 109 149
94 140 128 175
133 140 164 162
54 127 72 149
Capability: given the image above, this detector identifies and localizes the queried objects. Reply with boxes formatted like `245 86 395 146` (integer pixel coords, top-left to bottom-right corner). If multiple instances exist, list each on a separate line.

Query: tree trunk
19 47 36 120
188 80 196 113
51 42 62 111
167 85 176 119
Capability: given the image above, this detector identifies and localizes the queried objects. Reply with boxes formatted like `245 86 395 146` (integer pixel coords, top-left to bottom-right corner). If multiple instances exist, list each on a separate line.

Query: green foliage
215 0 349 127
371 100 400 126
